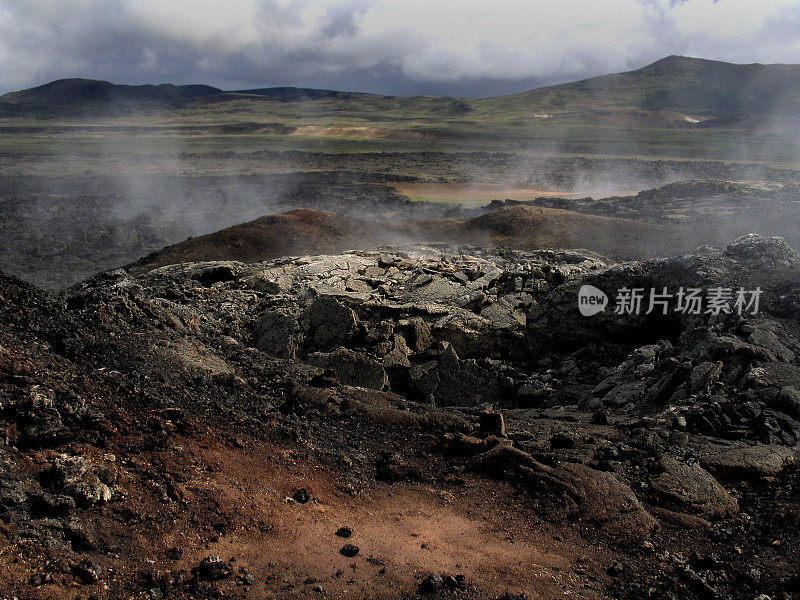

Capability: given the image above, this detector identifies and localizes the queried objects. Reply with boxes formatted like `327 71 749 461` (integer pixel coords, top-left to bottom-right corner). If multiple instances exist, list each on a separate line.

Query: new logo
578 284 608 316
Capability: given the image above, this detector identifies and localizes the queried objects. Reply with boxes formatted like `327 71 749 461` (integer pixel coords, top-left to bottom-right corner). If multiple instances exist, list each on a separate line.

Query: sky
2 0 800 97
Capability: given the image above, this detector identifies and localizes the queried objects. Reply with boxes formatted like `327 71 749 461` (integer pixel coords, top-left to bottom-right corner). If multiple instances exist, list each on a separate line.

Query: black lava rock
196 555 233 581
335 526 353 538
293 488 311 504
419 572 443 594
339 544 360 557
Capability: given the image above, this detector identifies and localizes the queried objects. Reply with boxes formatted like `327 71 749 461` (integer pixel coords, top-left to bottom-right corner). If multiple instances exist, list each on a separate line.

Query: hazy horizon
8 53 800 100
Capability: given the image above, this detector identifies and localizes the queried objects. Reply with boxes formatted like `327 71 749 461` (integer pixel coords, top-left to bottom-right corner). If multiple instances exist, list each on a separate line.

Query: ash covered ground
5 156 800 292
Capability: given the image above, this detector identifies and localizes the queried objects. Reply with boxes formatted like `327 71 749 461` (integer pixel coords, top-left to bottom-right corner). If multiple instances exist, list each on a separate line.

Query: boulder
699 444 799 479
435 313 492 358
409 360 439 401
48 454 112 506
403 317 434 353
648 457 738 519
382 334 411 368
689 361 722 396
401 276 464 305
301 296 359 348
747 328 795 363
480 295 527 330
435 359 500 407
769 386 800 419
470 444 657 541
255 310 303 358
308 348 387 390
724 234 799 267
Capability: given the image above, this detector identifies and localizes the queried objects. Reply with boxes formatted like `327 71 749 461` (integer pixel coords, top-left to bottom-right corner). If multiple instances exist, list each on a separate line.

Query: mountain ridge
478 55 800 116
5 55 800 118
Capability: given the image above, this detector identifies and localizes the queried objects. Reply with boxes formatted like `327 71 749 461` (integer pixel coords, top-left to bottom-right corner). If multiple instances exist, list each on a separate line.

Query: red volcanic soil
0 383 612 600
130 209 393 273
130 206 670 274
91 427 605 600
462 206 668 257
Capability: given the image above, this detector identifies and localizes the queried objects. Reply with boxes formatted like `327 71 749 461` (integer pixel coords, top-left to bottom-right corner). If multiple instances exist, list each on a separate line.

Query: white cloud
670 0 794 37
360 0 662 81
2 0 800 95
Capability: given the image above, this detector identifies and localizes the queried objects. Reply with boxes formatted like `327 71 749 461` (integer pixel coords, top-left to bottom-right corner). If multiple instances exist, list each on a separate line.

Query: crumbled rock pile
1 234 799 598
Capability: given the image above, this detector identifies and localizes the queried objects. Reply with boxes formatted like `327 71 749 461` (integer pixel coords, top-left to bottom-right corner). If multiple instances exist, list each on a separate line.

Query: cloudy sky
2 0 800 97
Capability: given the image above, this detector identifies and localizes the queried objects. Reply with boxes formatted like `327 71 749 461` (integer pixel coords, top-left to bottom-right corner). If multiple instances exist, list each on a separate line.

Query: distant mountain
5 56 800 118
0 79 375 116
480 56 800 116
0 78 222 116
233 86 368 101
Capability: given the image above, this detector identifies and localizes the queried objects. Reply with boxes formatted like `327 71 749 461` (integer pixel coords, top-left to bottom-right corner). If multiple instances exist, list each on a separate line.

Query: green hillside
3 56 800 165
477 55 800 117
6 56 800 121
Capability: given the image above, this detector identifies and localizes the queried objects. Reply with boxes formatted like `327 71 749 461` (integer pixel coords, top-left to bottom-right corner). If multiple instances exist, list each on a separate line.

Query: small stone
479 411 506 437
196 555 233 581
606 562 624 577
339 544 360 557
293 488 311 504
590 410 608 425
550 433 576 450
419 572 443 594
378 254 398 268
335 527 353 538
443 574 467 590
310 368 339 387
73 559 102 584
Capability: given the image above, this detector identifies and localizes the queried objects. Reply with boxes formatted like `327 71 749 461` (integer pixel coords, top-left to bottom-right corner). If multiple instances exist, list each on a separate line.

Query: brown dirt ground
156 436 609 599
391 183 578 204
0 423 612 599
291 126 431 139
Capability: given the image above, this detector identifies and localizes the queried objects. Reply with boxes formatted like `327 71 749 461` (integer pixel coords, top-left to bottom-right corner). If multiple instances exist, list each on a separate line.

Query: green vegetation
3 56 800 171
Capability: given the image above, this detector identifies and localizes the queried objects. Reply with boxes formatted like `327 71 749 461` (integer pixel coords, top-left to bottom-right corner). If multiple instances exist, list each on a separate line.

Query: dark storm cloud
2 0 800 97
